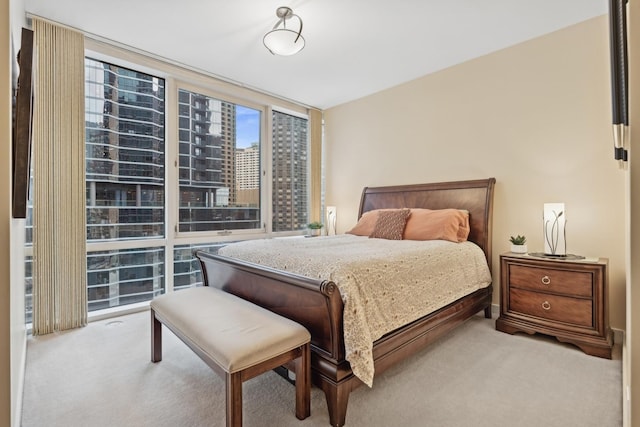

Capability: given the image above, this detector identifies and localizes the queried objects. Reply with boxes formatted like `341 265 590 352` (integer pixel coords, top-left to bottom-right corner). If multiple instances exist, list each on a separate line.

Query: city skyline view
25 57 311 322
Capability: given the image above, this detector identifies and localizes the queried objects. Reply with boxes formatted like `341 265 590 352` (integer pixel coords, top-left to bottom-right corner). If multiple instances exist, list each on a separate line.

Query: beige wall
325 16 627 330
1 0 12 424
627 1 639 425
3 0 27 426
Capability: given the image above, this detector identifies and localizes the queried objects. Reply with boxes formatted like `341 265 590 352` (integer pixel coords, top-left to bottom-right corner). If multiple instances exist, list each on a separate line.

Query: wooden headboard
358 178 496 266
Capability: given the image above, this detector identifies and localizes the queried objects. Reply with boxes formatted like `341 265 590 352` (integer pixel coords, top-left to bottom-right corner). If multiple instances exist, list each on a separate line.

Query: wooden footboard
196 251 346 361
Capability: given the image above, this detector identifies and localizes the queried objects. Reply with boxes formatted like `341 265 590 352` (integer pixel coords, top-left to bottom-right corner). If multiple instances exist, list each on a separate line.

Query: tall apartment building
272 112 309 231
177 90 235 231
236 142 259 207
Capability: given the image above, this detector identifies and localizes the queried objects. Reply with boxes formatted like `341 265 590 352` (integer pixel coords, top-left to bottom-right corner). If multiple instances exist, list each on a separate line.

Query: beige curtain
31 19 87 335
309 108 323 223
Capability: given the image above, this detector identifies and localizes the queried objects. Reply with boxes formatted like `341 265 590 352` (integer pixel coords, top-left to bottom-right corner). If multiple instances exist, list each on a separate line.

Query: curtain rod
25 13 319 112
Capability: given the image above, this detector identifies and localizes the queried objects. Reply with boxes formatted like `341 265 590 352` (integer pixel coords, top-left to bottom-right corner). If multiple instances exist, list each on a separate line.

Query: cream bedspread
218 234 492 387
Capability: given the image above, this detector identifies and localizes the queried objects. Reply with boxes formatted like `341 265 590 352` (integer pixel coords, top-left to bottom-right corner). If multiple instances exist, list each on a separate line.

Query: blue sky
236 106 260 148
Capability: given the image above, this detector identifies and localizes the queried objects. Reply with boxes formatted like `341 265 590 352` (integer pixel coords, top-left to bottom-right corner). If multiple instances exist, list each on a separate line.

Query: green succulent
509 235 527 245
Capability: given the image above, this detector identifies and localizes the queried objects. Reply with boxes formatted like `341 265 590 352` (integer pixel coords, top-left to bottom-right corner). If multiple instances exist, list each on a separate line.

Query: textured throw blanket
219 234 491 387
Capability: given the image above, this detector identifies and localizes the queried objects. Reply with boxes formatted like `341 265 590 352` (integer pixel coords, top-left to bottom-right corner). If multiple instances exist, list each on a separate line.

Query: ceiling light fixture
263 6 305 56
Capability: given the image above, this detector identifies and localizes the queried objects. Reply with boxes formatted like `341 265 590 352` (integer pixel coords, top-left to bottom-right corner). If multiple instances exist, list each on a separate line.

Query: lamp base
528 252 585 261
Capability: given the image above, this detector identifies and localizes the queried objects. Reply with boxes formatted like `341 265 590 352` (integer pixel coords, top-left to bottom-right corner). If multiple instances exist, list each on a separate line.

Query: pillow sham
369 209 411 240
403 208 470 242
346 209 388 236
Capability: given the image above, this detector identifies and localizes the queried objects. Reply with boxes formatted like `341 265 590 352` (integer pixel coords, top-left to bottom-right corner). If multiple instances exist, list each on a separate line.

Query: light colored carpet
21 311 622 427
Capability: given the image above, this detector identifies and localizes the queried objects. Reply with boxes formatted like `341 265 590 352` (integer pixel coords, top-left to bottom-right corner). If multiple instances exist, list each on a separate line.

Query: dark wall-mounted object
608 0 629 162
12 27 34 218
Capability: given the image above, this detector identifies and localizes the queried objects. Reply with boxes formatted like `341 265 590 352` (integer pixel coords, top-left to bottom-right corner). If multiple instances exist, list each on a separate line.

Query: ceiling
23 0 608 110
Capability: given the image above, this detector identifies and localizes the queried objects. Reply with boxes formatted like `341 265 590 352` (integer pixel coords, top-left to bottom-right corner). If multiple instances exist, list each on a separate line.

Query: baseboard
612 327 624 345
491 303 499 317
14 332 26 427
621 329 630 427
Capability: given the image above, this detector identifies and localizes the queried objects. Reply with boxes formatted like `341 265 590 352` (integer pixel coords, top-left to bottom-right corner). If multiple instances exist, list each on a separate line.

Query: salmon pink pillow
403 208 469 242
346 209 387 236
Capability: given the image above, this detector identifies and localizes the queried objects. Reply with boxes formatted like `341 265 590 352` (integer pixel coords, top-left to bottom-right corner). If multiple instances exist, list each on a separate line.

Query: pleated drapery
309 109 323 223
31 19 87 335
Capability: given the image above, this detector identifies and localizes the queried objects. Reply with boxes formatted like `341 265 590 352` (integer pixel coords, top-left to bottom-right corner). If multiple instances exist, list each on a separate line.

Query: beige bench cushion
150 287 310 373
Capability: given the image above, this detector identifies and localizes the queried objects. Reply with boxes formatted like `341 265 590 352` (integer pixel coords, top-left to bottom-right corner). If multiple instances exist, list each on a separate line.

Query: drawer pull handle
541 276 551 285
541 301 551 311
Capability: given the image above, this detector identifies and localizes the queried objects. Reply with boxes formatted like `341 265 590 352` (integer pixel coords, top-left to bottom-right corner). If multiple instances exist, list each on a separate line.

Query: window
87 248 165 311
84 58 166 312
173 242 228 290
177 89 261 232
86 58 166 241
25 54 313 322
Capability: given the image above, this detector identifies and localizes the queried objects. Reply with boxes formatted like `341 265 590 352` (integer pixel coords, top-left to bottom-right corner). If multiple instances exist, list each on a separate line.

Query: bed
195 178 496 426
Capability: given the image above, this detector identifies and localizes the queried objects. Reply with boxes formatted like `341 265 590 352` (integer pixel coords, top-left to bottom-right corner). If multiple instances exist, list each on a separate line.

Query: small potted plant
307 221 324 237
509 235 527 254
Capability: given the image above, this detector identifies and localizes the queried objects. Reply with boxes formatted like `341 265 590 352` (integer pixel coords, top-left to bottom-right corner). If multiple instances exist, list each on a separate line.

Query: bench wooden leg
226 371 242 427
294 343 311 420
151 309 162 363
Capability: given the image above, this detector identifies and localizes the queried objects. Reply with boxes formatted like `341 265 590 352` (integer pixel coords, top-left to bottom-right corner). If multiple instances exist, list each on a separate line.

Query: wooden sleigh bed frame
196 178 496 427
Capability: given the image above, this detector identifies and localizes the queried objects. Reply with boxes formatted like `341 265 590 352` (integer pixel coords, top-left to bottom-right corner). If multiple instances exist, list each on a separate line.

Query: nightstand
496 253 613 359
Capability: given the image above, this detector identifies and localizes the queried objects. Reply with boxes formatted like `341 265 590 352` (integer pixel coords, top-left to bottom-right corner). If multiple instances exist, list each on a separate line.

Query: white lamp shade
326 206 337 236
263 29 305 56
543 203 566 255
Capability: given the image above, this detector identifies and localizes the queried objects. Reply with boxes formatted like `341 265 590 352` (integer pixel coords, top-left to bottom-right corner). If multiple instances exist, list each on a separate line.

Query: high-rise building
272 111 309 231
236 142 259 207
86 60 166 240
178 90 230 231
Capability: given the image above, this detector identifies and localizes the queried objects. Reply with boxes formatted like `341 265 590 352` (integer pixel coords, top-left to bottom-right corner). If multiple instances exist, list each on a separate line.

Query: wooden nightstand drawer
509 264 592 298
509 288 593 328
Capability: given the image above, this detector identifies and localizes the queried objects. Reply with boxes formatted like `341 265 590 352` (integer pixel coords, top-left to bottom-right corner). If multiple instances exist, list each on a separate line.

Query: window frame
172 80 272 241
80 41 311 316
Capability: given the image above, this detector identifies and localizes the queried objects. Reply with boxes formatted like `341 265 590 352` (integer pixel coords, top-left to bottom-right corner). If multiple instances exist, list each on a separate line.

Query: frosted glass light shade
263 29 305 56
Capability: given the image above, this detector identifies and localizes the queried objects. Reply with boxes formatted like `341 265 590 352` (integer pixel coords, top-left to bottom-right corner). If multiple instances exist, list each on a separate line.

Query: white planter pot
511 244 527 254
308 228 322 237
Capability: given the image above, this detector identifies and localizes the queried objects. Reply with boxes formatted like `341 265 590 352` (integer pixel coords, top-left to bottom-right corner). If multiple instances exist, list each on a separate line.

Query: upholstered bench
150 286 311 427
